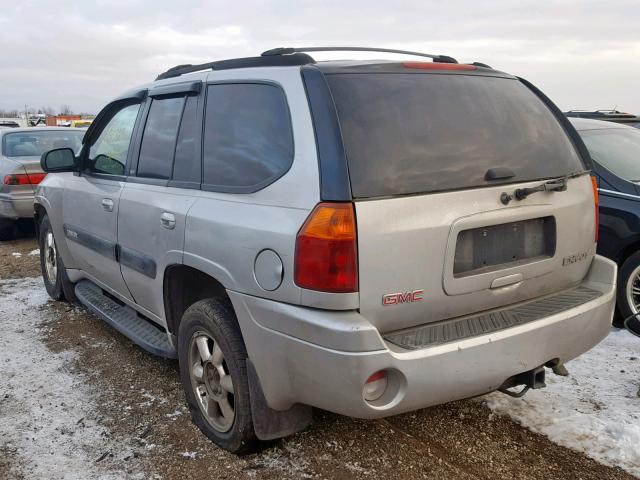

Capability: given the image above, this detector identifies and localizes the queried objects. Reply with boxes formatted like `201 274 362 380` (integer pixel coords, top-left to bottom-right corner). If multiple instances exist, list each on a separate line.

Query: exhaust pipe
498 366 546 398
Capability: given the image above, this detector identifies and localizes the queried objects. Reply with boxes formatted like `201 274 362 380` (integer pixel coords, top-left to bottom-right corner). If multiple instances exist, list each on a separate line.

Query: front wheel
178 298 257 454
39 215 76 302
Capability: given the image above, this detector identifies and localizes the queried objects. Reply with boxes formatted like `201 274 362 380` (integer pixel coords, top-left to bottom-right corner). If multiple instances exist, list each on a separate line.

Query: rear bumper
230 255 616 418
0 195 34 219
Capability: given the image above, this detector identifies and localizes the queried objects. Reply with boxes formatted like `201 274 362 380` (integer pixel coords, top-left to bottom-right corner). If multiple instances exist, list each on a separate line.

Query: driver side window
88 103 140 176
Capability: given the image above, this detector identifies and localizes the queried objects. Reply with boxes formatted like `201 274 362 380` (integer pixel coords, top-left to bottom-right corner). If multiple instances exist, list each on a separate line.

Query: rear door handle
101 198 114 212
160 212 176 230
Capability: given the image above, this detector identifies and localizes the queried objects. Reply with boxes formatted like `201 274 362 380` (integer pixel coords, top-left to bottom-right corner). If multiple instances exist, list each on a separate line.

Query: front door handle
101 198 114 212
160 212 176 230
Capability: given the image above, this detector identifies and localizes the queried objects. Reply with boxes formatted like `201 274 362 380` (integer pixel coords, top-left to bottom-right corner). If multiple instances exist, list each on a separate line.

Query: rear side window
202 83 293 191
326 74 585 198
137 96 185 179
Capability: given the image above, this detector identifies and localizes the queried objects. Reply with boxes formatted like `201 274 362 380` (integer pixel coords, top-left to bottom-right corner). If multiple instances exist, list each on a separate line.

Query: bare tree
0 109 19 117
59 104 73 115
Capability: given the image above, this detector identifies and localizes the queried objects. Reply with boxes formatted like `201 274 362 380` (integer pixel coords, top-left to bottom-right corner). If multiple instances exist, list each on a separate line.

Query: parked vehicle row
570 118 640 325
565 109 640 128
33 47 616 454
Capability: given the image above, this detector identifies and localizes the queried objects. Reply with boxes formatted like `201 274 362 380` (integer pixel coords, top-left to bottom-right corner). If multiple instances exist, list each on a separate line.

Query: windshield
326 73 586 198
579 127 640 181
3 130 84 157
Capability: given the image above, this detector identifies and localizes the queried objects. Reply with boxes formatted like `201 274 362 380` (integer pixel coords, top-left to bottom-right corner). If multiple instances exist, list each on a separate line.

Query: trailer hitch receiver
498 366 546 398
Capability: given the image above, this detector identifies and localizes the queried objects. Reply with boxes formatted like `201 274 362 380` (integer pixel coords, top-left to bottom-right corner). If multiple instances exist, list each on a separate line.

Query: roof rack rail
156 46 463 81
155 52 314 80
261 46 458 64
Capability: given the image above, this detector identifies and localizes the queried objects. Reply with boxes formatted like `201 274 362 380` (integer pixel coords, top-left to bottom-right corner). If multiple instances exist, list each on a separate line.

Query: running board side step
75 280 177 359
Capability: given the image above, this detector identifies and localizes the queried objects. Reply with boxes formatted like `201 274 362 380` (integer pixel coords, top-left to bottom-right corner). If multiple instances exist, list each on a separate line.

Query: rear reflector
363 370 388 402
3 173 46 185
294 202 358 293
402 62 476 71
591 176 599 242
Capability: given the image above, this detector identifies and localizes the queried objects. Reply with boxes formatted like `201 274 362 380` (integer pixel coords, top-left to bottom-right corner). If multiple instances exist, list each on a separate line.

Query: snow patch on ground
484 328 640 477
11 252 21 257
0 277 142 480
254 441 314 478
29 249 40 256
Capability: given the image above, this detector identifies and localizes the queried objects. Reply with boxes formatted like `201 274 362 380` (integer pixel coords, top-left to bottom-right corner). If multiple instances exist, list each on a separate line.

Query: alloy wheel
188 332 235 432
44 230 57 284
625 264 640 315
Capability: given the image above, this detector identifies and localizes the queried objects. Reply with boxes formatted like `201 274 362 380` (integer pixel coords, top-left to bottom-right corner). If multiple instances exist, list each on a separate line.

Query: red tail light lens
402 61 476 71
294 202 358 293
591 176 599 242
3 173 46 185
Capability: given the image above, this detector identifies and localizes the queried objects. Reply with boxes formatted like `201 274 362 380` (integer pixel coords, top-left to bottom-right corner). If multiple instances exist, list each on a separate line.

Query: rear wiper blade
500 177 568 205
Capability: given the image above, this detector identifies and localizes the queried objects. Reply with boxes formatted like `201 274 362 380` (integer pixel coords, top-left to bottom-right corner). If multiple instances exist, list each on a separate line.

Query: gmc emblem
382 290 424 306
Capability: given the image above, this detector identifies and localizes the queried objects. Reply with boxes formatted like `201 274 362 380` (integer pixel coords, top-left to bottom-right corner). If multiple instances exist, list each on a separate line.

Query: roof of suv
565 109 640 125
569 117 634 131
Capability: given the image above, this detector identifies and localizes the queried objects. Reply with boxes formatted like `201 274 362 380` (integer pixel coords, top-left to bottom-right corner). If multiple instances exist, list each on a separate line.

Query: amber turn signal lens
294 203 358 293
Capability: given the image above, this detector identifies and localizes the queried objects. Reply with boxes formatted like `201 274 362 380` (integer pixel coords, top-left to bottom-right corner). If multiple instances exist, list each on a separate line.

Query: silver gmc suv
35 47 617 453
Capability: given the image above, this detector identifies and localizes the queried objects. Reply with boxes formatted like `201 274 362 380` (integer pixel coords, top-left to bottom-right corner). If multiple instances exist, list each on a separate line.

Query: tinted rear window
579 127 640 181
326 74 585 198
202 83 293 192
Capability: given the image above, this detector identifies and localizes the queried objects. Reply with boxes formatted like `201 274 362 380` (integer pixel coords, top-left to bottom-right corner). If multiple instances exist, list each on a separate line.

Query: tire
616 251 640 328
39 215 77 303
178 298 257 454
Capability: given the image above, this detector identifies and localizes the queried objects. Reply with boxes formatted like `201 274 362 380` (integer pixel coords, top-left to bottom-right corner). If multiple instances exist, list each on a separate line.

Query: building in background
46 114 82 127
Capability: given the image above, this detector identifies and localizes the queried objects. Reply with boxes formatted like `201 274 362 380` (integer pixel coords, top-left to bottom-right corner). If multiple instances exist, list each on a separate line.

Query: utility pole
24 104 29 127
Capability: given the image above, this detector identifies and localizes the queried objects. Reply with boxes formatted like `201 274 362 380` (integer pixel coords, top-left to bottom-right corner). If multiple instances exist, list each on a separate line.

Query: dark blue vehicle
571 118 640 326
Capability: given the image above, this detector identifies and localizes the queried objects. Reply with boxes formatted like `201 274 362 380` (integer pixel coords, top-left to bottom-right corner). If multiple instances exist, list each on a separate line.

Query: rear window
326 73 585 198
579 127 640 181
3 130 84 157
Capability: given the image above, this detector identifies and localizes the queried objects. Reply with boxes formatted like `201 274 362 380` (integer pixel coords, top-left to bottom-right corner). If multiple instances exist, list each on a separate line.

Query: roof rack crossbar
261 46 458 64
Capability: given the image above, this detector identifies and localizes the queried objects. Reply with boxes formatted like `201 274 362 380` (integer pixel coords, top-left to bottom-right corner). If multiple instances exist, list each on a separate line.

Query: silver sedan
0 127 84 239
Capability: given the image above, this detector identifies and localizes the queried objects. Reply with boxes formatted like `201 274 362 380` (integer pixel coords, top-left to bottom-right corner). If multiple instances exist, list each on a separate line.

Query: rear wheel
617 252 640 328
39 215 76 302
178 298 257 454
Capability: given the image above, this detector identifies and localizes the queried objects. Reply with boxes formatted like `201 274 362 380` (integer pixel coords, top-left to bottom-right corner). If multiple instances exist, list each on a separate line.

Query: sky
1 0 639 115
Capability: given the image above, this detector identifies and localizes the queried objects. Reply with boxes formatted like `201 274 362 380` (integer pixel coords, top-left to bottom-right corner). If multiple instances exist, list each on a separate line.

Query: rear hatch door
325 68 594 333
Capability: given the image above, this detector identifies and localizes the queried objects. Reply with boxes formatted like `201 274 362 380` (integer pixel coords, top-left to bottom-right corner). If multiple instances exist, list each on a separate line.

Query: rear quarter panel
183 67 357 309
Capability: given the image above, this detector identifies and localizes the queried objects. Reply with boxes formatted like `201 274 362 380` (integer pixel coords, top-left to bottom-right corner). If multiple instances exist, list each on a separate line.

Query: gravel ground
0 235 636 480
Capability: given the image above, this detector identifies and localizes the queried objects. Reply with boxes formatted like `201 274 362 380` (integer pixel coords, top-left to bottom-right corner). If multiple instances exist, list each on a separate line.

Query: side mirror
41 148 78 173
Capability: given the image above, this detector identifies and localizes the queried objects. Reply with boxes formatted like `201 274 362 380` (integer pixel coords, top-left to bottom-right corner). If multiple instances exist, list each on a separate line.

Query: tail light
591 176 599 242
294 202 358 293
3 173 46 185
